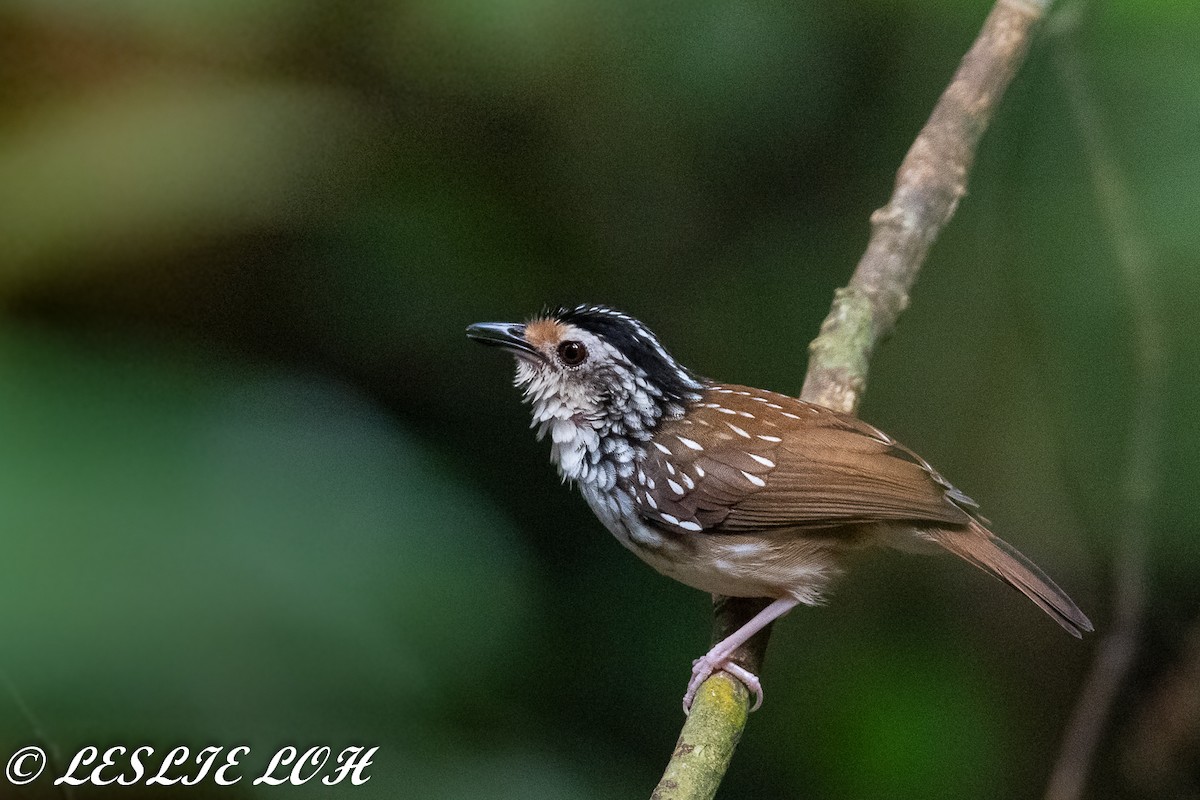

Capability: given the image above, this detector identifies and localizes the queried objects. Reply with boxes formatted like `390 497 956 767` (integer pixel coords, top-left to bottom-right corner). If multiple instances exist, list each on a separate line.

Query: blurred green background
1 0 1197 798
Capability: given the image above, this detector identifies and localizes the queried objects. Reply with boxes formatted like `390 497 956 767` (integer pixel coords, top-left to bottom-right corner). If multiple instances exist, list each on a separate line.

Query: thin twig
1122 618 1200 794
652 2 1053 797
1043 6 1161 800
1 667 74 800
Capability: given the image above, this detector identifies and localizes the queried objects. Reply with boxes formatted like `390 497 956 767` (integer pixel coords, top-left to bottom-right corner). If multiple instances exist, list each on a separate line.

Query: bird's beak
466 322 540 358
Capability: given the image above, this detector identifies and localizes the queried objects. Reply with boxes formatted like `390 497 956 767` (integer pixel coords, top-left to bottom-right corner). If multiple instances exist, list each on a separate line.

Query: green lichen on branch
802 286 874 413
651 673 750 800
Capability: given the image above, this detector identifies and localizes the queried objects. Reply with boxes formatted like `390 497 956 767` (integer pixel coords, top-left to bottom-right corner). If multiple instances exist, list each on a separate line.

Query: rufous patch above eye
524 318 565 348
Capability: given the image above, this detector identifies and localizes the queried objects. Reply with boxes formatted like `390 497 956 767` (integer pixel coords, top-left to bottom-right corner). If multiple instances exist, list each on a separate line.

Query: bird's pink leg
683 597 800 713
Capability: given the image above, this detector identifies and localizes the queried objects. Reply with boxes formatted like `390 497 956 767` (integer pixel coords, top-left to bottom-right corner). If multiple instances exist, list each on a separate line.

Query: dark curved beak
466 322 539 357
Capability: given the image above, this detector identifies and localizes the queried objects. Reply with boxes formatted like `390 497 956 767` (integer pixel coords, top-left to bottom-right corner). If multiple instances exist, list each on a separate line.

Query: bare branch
803 0 1048 414
1122 619 1200 795
652 1 1053 797
1043 6 1161 800
1 668 75 800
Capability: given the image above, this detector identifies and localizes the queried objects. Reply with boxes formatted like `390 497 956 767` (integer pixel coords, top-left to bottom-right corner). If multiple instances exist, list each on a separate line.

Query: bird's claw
682 655 764 714
722 663 764 712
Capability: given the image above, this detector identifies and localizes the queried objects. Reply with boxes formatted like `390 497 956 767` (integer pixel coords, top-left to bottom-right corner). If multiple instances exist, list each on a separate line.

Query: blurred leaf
0 323 533 755
3 0 311 55
0 76 372 286
811 641 1005 800
376 0 585 91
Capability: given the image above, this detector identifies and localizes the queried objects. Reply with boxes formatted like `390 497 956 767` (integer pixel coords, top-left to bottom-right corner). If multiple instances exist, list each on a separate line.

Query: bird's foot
682 651 764 714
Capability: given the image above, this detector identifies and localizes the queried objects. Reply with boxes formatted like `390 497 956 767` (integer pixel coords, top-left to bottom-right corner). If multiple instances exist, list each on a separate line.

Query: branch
1 668 75 800
1122 617 1200 795
652 597 772 800
652 1 1053 797
1043 6 1161 800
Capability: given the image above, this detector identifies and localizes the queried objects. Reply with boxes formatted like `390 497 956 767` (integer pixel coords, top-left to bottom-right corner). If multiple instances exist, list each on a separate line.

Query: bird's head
468 305 703 476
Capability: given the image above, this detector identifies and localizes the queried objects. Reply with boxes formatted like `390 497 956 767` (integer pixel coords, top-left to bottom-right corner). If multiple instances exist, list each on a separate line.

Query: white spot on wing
727 422 751 438
741 470 766 487
748 453 775 468
666 462 676 475
680 473 695 489
676 436 703 451
716 407 736 415
654 442 671 455
677 520 703 531
781 412 801 420
667 478 685 495
646 494 658 509
757 434 782 442
694 465 705 478
661 513 680 525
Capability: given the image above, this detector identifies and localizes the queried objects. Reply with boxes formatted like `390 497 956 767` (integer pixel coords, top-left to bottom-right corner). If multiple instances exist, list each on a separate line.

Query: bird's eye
557 340 587 366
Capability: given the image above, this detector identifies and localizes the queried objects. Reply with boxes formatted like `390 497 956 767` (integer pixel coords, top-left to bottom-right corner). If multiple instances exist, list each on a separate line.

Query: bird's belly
580 485 839 603
643 529 842 604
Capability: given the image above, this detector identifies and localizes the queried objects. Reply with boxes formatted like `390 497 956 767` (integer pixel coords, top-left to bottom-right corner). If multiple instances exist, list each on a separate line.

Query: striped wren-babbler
468 305 1092 712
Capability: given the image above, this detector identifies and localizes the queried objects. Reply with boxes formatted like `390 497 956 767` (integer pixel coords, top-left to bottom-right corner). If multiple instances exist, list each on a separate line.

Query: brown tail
926 521 1093 638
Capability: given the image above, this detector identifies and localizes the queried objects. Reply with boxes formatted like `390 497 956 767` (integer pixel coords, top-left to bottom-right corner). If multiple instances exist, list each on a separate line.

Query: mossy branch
652 1 1053 797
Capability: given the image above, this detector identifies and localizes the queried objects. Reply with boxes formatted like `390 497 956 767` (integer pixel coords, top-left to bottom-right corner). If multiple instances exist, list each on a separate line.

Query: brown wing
631 384 977 534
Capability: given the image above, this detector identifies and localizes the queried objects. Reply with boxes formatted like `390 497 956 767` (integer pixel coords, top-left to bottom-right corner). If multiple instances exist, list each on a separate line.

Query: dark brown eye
557 340 587 366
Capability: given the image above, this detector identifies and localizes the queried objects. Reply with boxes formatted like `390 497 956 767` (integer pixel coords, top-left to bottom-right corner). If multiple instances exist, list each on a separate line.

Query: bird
467 304 1092 712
